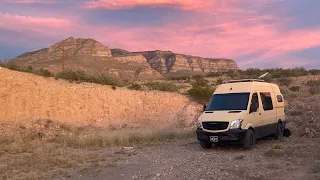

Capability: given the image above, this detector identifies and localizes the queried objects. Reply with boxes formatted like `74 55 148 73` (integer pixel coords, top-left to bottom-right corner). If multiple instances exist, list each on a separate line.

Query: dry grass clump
0 120 194 180
144 81 179 92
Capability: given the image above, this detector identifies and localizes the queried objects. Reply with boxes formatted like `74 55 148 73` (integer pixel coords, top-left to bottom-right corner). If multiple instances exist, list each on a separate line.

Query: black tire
275 123 284 140
242 129 256 150
200 140 212 149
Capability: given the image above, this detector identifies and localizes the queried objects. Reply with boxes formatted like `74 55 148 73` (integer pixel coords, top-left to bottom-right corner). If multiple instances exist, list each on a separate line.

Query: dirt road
61 136 320 180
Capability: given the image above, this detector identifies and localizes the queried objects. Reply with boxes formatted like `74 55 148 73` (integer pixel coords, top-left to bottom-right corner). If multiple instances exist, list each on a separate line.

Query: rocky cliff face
134 50 238 74
9 37 239 80
12 37 112 65
9 37 162 80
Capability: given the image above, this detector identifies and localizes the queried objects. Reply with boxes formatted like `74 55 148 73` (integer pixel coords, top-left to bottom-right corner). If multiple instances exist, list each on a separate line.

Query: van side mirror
203 104 207 111
250 102 258 113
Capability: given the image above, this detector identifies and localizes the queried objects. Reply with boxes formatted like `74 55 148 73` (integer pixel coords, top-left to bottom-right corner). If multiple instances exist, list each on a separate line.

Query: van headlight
230 119 243 129
196 120 202 128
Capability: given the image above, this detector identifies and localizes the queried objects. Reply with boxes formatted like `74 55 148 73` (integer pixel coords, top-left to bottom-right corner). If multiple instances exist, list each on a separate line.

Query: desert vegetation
0 119 195 180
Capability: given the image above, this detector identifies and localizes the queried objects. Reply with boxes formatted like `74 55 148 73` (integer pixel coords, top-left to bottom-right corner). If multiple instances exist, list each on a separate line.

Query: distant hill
9 37 238 79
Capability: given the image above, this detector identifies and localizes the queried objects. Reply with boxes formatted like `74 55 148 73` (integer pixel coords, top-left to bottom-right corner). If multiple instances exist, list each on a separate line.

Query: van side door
259 92 277 137
247 92 264 139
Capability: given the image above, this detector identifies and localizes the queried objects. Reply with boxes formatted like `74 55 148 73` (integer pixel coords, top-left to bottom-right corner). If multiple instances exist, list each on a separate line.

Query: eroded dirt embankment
0 68 201 128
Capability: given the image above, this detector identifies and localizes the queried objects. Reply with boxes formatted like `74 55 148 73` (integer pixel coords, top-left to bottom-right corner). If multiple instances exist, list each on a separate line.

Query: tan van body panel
198 80 286 139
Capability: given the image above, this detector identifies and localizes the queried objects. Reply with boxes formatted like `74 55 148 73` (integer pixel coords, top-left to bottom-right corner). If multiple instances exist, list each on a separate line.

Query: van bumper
196 128 247 142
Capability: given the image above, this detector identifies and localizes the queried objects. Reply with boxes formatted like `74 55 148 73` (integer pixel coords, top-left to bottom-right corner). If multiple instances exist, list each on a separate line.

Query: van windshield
206 93 250 111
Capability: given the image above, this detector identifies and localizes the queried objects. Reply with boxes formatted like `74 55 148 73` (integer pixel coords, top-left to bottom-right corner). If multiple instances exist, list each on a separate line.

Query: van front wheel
242 129 256 150
200 140 212 149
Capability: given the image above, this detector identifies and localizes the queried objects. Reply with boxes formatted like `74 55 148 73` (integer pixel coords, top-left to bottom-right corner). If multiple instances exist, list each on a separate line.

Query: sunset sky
0 0 319 69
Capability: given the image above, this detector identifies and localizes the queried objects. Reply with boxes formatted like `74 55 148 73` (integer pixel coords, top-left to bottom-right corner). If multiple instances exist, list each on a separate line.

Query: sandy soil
0 68 201 128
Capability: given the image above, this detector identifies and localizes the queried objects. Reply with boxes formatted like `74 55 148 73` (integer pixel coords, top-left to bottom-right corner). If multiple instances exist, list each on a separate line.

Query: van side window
260 92 274 111
250 92 259 111
277 95 283 102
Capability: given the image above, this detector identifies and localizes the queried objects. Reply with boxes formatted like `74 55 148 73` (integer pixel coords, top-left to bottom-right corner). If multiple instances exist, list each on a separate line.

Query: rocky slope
9 37 239 79
0 67 201 127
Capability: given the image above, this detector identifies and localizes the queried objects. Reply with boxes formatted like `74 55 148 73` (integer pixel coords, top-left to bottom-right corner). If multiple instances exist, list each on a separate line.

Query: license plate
210 136 219 142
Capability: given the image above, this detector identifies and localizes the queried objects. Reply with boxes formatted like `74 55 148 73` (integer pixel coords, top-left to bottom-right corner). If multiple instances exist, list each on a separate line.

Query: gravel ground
61 136 320 180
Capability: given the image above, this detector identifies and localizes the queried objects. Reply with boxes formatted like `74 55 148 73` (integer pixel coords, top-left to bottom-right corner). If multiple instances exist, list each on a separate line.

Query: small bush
289 86 300 92
278 77 292 86
5 63 20 71
191 75 209 87
307 80 320 94
188 86 214 102
309 69 320 75
55 70 123 87
34 68 54 77
311 165 320 173
264 149 284 157
165 71 192 80
144 81 179 92
128 84 142 90
272 144 281 149
216 78 224 85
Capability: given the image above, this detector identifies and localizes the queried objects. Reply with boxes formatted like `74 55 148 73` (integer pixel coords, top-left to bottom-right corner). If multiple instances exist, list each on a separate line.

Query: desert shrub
216 78 224 85
309 69 320 75
5 63 20 71
55 70 88 82
55 70 123 87
278 77 292 86
289 86 300 92
33 68 54 77
191 75 209 87
128 84 142 90
264 149 284 157
272 144 281 149
312 165 320 173
206 71 224 77
144 81 179 92
165 70 193 80
307 80 320 94
188 76 215 102
188 86 215 102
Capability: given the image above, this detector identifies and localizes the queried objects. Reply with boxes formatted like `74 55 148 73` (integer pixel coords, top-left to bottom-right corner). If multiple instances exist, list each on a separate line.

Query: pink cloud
0 13 71 35
84 0 213 10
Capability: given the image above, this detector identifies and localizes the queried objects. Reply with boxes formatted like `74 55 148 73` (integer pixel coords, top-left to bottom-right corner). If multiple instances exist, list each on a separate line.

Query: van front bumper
196 128 247 142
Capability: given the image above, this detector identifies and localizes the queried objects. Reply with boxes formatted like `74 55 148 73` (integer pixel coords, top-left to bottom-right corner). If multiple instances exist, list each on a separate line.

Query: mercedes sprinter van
196 79 286 149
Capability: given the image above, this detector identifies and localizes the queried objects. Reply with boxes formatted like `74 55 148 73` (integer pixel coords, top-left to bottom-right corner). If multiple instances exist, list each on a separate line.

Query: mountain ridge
9 37 239 79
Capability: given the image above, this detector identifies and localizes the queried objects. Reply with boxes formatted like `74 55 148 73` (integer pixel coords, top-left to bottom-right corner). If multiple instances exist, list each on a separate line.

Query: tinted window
250 92 259 108
277 95 283 102
206 93 250 111
251 93 259 105
260 92 274 111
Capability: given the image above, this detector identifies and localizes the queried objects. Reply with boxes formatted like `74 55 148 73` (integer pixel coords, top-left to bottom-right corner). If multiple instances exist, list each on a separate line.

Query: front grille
202 122 229 131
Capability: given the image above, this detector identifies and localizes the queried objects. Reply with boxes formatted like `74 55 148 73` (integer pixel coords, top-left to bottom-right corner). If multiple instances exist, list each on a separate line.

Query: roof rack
223 79 265 84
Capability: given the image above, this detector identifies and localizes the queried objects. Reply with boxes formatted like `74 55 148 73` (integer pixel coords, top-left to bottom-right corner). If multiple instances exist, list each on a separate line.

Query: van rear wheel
200 140 212 149
242 129 256 150
275 123 284 140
